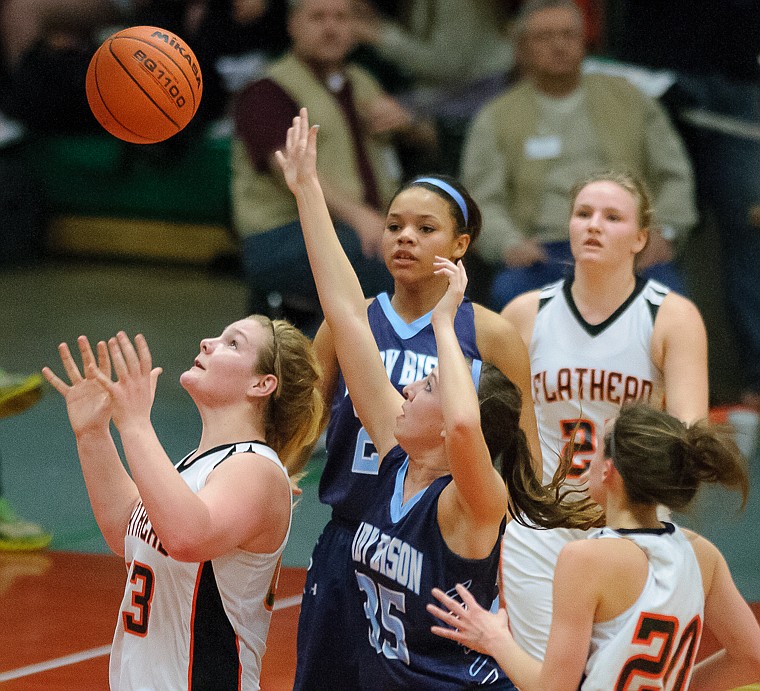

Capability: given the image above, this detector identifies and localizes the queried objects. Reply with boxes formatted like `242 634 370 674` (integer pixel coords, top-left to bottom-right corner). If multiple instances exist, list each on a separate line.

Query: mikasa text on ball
86 25 203 144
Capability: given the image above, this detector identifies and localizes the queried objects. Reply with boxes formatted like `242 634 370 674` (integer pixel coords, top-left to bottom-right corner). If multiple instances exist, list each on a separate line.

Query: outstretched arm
429 541 601 691
43 337 139 556
428 583 540 684
276 108 402 460
433 259 507 535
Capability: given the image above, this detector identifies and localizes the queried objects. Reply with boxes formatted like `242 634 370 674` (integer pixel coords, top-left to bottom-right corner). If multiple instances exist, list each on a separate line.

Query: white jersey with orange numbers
530 276 666 485
109 442 291 691
502 276 669 661
582 523 704 690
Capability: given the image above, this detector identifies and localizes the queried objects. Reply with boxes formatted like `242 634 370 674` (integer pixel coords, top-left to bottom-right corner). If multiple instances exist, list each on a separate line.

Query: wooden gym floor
0 553 758 689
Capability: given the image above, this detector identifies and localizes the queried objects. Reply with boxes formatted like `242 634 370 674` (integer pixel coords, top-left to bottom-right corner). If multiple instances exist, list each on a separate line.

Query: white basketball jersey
502 277 669 661
582 524 704 690
530 277 667 485
110 442 291 691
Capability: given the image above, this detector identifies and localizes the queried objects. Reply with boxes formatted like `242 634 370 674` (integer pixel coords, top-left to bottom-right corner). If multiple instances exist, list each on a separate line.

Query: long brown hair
250 316 325 473
478 363 603 529
607 403 750 511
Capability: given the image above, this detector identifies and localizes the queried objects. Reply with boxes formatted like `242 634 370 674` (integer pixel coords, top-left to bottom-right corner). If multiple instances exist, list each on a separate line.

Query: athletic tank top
582 523 704 690
530 276 667 484
320 293 480 524
351 445 511 689
501 276 670 661
109 442 291 691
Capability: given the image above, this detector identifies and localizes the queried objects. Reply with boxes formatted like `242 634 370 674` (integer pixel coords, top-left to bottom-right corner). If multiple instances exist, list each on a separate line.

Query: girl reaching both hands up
43 318 323 691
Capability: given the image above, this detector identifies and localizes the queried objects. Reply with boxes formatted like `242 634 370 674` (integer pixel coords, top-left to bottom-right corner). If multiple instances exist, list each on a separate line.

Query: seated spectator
231 0 435 332
0 11 102 135
353 0 514 115
461 0 698 311
0 0 120 73
353 0 516 174
133 0 290 126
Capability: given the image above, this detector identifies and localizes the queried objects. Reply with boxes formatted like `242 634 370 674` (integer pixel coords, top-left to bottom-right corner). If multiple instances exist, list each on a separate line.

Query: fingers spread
108 336 128 379
41 366 69 396
96 340 111 378
430 625 462 643
455 582 478 607
134 333 152 374
116 331 141 372
77 335 98 374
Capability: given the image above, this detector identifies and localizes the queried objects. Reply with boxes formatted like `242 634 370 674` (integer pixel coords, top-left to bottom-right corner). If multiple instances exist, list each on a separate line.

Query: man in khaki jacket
233 0 434 330
461 0 697 310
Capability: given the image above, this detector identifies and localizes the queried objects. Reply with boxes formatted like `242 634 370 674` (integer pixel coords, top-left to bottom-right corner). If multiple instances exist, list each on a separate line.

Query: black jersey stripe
189 561 240 690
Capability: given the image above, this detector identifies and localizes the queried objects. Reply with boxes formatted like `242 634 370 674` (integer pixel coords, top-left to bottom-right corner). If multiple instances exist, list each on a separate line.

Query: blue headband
471 358 482 392
413 177 469 225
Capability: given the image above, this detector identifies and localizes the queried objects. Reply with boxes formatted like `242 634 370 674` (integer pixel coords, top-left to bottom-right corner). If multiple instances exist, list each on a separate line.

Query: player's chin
394 415 409 444
179 369 197 390
389 262 430 285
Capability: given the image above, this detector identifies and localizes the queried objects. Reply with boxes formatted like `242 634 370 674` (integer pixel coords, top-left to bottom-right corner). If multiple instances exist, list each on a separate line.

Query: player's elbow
446 412 481 440
724 645 760 684
742 648 760 675
160 531 210 563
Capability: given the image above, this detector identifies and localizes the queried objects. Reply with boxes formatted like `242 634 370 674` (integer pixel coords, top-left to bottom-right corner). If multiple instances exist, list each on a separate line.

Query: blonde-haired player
500 171 709 660
43 318 323 690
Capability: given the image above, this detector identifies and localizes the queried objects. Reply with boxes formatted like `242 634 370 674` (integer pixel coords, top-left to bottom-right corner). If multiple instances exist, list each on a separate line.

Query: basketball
86 26 203 144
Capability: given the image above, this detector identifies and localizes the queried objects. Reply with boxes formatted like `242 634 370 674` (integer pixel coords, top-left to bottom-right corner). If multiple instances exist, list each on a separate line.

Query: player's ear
602 458 615 482
248 374 278 399
452 233 470 260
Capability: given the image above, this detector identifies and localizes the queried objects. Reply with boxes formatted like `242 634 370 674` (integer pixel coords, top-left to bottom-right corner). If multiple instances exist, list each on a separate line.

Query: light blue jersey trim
470 358 482 392
376 293 433 340
390 457 427 522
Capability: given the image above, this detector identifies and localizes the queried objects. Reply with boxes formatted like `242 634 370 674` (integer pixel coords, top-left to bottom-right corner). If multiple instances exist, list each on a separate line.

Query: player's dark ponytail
478 363 603 529
607 403 749 512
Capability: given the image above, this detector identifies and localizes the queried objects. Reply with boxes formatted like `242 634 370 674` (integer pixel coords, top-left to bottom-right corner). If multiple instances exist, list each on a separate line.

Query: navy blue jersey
320 292 481 523
350 445 512 690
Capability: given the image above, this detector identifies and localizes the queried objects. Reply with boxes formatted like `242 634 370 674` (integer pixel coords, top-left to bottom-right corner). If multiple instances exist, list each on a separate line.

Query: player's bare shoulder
472 301 525 355
656 291 706 330
499 290 541 347
680 527 722 592
651 291 707 362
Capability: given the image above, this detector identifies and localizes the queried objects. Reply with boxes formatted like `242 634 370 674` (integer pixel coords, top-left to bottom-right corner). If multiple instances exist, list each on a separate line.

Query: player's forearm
75 429 139 555
489 635 543 691
432 313 482 458
294 176 368 322
117 422 213 556
691 649 760 689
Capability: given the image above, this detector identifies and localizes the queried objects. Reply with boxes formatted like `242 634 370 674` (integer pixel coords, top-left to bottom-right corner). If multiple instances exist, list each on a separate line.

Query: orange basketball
86 26 203 144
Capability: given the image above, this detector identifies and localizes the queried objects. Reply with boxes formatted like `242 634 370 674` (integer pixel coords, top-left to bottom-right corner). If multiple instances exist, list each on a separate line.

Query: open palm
275 107 319 194
43 337 113 436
